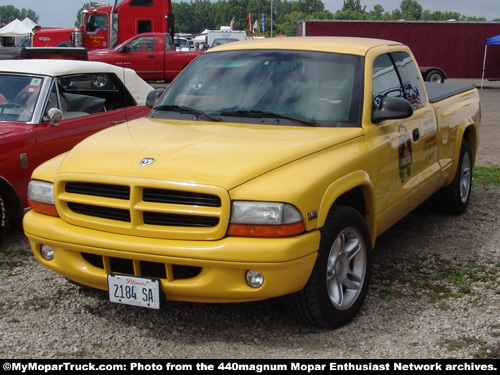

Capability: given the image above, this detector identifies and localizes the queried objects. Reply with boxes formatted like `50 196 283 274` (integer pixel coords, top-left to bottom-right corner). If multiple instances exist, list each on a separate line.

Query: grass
473 166 500 186
374 254 500 302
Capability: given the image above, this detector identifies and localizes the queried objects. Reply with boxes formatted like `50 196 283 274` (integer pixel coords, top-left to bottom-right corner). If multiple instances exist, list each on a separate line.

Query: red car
0 59 154 241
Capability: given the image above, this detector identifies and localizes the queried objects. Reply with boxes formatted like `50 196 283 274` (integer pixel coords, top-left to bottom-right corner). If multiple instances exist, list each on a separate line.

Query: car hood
57 118 364 189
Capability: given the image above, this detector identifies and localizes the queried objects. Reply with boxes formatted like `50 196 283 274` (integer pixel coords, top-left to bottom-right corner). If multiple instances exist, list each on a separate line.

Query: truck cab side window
130 0 153 6
372 52 424 110
137 21 151 34
391 52 424 109
372 54 403 108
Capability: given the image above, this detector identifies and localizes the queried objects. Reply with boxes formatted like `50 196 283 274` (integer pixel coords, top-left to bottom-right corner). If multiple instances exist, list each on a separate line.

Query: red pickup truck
87 33 203 82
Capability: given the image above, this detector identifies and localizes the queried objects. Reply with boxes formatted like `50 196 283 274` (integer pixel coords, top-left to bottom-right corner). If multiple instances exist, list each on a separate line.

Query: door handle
412 128 420 142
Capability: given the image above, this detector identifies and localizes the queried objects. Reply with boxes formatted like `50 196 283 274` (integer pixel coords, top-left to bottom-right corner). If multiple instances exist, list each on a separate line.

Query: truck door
85 12 110 49
120 35 161 81
367 52 439 234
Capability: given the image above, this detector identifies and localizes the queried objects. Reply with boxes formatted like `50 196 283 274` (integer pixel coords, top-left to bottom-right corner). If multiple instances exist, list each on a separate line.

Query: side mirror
48 108 63 126
372 97 414 124
146 88 165 108
119 45 127 53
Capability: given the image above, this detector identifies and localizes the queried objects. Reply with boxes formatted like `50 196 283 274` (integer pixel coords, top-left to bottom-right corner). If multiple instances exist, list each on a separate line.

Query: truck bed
425 82 475 103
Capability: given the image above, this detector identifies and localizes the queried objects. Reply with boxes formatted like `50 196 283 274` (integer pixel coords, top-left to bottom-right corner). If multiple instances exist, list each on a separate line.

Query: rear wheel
433 140 472 215
284 205 372 328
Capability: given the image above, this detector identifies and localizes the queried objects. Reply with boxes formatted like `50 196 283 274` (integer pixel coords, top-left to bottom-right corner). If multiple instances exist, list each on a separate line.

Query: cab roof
208 36 404 56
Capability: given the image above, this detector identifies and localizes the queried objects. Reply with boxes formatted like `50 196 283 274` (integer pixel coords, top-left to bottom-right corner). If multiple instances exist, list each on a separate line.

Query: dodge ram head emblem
140 158 156 166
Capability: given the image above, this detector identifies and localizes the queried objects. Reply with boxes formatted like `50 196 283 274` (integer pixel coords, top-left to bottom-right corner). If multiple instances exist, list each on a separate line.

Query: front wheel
284 205 372 328
0 191 8 244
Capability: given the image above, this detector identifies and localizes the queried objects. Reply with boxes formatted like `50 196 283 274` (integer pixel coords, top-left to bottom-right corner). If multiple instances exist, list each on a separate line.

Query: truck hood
87 49 114 60
58 118 364 189
88 48 113 56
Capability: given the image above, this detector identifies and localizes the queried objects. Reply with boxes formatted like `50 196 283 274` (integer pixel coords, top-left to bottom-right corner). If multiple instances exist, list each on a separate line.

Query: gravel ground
0 82 499 359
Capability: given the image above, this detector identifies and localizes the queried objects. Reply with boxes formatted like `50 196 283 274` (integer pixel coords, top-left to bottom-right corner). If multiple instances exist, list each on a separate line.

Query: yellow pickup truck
23 37 480 328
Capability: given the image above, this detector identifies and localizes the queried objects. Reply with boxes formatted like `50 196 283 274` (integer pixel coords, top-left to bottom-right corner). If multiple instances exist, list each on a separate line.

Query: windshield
0 74 43 122
153 49 363 127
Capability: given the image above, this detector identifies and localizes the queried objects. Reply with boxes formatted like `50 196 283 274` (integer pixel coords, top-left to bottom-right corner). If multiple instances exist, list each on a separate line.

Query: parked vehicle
297 20 500 80
87 32 203 82
203 27 247 49
0 59 154 241
32 0 175 50
24 37 480 328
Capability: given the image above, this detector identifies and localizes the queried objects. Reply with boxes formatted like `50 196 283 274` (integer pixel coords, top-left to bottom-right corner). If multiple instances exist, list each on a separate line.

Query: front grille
59 179 229 240
82 253 202 280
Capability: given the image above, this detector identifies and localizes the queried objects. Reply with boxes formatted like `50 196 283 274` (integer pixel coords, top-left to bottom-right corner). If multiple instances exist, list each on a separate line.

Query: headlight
228 201 305 237
27 180 58 217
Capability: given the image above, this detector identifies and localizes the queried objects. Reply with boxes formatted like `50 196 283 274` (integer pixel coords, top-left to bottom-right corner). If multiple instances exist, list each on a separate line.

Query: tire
283 205 372 328
433 140 472 215
91 74 112 89
425 69 445 83
0 191 7 244
56 41 74 47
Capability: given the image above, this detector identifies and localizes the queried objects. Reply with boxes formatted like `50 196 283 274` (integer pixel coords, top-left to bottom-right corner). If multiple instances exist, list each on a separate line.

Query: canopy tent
20 17 37 31
0 19 33 37
481 34 500 89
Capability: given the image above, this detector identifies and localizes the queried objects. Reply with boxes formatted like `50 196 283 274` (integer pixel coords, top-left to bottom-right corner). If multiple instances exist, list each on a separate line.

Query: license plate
107 274 160 309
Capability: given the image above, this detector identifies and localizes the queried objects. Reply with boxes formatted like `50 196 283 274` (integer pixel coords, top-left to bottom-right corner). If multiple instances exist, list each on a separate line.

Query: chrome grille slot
143 188 221 207
68 202 131 222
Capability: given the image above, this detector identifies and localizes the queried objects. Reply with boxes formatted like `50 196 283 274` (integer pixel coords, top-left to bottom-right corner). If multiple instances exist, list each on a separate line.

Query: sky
0 0 498 28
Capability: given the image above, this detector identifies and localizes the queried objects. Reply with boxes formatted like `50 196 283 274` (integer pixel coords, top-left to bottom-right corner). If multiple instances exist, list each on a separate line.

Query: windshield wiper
220 110 315 126
154 105 222 122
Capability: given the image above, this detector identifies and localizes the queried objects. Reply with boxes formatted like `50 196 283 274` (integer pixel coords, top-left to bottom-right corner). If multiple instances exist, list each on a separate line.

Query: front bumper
24 211 320 303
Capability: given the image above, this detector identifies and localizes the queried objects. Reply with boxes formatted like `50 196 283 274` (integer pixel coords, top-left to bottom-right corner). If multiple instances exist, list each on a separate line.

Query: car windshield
0 74 44 122
152 49 363 127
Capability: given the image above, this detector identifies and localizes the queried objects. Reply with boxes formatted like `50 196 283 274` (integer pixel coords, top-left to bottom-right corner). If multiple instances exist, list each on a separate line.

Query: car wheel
284 205 372 328
433 140 472 215
425 69 445 83
91 74 111 89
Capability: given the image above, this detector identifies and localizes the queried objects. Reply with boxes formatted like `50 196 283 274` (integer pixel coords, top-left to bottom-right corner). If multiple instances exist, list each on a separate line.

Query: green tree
367 4 385 20
169 0 491 35
334 0 367 19
399 0 422 20
0 5 39 25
